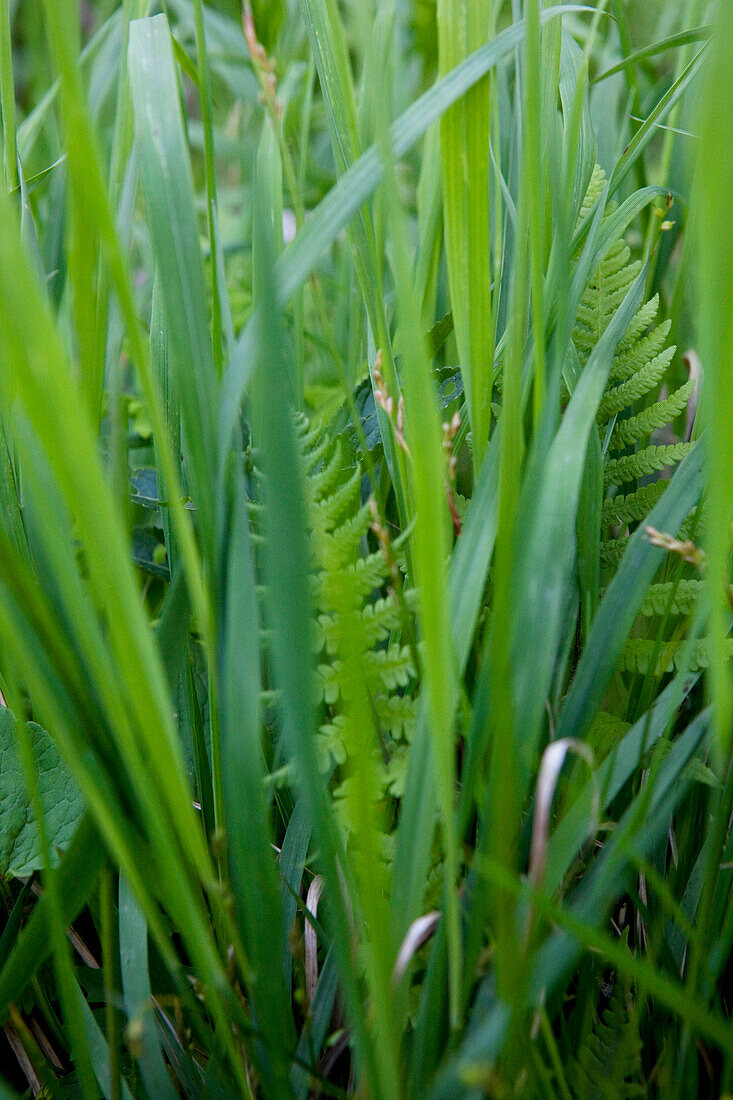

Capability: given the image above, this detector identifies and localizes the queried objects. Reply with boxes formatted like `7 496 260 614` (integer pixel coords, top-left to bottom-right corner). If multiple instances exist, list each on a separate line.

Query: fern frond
253 412 421 846
587 711 632 760
299 419 331 470
596 347 675 424
617 293 661 350
567 976 644 1100
608 317 671 383
364 644 416 691
374 693 416 738
601 481 667 526
324 503 373 569
617 636 733 675
312 549 387 606
573 169 698 691
609 379 694 448
311 435 353 500
604 442 693 487
600 537 629 569
318 592 403 656
579 163 607 219
638 579 702 617
677 505 702 542
312 463 362 534
574 241 642 360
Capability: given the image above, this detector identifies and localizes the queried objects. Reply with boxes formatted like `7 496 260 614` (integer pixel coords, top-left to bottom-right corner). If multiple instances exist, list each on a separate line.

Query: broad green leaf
0 709 84 879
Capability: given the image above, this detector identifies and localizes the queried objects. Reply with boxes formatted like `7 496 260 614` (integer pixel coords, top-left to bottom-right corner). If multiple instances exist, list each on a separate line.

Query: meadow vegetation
0 0 731 1096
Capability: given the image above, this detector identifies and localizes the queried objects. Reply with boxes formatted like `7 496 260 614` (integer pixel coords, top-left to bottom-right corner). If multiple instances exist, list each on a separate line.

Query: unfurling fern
252 415 417 843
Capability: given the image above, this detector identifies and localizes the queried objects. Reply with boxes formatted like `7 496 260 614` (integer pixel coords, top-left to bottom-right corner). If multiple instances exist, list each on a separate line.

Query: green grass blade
75 979 135 1100
0 422 27 564
218 464 296 1097
0 814 105 1018
191 0 224 375
545 678 701 895
438 0 494 469
391 428 500 949
278 798 311 998
0 0 17 193
608 44 707 198
696 13 733 758
510 265 647 774
681 13 733 1069
128 14 218 562
281 6 590 308
118 874 179 1100
594 25 712 83
384 142 461 1028
222 7 591 454
248 192 382 1099
296 0 412 543
16 11 121 161
429 712 714 1097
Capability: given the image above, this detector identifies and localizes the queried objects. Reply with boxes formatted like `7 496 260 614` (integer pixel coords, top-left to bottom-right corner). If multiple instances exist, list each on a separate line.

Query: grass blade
128 14 218 561
438 0 494 468
119 874 179 1100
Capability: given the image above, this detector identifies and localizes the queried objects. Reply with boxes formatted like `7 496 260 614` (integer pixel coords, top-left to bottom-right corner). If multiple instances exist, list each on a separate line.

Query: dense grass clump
0 1 731 1096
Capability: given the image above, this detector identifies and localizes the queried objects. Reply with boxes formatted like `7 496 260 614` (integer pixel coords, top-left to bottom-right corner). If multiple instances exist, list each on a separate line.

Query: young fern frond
638 579 702 617
601 481 667 526
570 166 698 688
603 442 693 488
572 169 692 519
609 317 671 383
609 379 695 449
596 346 675 424
617 636 733 675
253 414 417 843
600 537 629 570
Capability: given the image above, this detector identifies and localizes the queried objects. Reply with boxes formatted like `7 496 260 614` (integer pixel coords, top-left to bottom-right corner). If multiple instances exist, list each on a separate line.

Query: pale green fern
573 169 694 551
252 415 418 840
572 168 700 679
